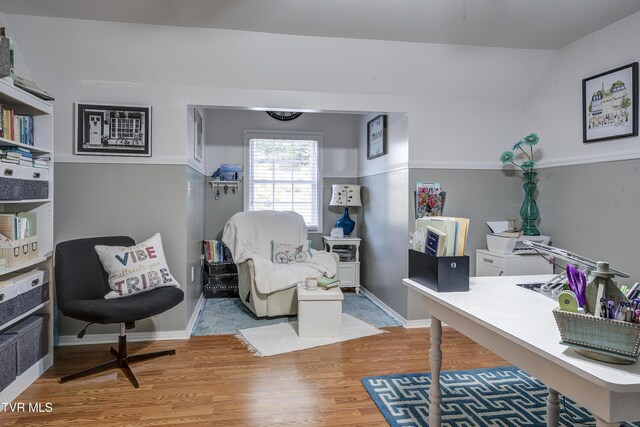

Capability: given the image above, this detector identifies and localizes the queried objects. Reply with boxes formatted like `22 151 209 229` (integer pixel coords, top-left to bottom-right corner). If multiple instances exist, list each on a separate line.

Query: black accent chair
55 236 184 388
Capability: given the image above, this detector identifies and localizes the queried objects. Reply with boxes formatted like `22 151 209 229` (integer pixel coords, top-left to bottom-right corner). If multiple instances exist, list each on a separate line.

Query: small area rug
237 313 386 357
362 366 640 427
193 292 400 336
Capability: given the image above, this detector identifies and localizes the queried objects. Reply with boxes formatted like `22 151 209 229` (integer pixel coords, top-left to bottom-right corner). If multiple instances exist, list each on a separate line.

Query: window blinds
248 138 319 230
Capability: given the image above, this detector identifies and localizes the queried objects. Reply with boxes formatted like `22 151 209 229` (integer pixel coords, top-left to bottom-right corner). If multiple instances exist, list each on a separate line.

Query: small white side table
297 283 344 337
323 236 361 294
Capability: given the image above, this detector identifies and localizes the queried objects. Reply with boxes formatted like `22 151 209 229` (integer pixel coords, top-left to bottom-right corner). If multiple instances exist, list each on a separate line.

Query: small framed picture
75 103 151 156
367 115 387 159
583 62 638 143
194 109 203 162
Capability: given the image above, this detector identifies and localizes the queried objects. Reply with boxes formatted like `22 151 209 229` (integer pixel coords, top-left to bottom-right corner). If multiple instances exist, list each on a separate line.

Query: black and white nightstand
323 236 361 294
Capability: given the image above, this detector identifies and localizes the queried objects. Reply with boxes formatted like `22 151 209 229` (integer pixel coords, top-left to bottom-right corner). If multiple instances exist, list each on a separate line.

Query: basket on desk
553 308 640 364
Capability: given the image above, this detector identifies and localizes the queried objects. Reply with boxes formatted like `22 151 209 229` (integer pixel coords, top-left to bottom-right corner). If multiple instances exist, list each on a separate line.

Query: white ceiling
1 0 639 49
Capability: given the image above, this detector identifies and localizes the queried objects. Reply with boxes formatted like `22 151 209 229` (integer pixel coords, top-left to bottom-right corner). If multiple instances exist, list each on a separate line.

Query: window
245 131 322 231
110 117 140 138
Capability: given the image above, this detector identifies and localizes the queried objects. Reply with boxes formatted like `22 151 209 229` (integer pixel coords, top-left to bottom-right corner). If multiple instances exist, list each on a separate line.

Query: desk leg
546 387 559 427
429 316 442 427
594 417 619 427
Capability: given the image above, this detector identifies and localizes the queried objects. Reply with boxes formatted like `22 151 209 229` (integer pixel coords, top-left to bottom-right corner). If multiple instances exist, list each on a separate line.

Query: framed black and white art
75 103 152 156
583 62 638 143
367 114 387 159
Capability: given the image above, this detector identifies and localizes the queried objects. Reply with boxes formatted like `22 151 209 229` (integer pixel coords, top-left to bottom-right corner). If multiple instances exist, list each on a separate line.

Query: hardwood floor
2 327 507 426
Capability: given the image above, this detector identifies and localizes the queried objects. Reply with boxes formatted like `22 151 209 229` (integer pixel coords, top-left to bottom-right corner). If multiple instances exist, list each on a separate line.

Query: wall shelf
210 180 241 197
0 256 49 276
0 137 52 155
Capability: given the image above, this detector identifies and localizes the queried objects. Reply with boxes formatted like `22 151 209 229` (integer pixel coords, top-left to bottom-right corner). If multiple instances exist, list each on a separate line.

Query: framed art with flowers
582 62 638 143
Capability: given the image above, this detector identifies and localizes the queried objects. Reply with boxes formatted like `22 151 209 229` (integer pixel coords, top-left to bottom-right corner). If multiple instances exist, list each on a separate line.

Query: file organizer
408 249 469 292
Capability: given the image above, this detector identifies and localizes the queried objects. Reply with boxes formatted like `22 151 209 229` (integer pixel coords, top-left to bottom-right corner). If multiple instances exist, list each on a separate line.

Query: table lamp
330 184 362 236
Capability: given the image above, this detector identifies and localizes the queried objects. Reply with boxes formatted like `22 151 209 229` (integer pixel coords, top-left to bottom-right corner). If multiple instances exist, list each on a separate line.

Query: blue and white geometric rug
362 366 640 427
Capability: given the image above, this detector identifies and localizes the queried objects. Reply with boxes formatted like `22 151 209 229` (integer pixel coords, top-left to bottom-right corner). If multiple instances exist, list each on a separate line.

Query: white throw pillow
95 233 180 299
271 240 312 264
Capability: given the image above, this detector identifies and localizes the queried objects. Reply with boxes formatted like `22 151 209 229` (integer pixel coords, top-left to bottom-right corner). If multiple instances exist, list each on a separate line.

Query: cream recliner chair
222 211 338 317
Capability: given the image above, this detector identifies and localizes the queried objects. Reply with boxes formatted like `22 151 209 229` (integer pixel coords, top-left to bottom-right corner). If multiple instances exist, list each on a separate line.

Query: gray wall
54 163 190 336
358 167 527 321
537 159 640 281
186 166 206 317
359 169 410 318
204 109 361 249
404 168 526 319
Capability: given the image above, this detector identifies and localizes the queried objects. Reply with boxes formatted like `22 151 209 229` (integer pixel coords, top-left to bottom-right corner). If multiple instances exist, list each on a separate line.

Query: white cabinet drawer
477 251 505 269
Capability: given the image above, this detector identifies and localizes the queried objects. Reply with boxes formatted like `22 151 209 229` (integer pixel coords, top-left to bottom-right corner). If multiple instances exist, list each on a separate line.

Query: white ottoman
297 283 344 337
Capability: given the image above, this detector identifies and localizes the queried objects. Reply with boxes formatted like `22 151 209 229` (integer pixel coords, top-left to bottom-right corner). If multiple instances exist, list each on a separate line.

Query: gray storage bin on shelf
17 279 49 314
0 164 21 200
0 333 18 391
5 314 48 375
21 167 49 200
408 249 469 292
0 283 19 326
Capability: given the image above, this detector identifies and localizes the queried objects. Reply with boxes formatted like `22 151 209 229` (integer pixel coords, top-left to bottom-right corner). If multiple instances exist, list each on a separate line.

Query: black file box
408 249 469 292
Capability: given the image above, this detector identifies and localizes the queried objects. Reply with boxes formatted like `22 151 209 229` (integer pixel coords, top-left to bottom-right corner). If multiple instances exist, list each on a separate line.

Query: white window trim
243 130 323 233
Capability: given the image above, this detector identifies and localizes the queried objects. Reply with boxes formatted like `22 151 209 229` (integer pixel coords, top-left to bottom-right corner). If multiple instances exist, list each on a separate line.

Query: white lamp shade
330 184 362 207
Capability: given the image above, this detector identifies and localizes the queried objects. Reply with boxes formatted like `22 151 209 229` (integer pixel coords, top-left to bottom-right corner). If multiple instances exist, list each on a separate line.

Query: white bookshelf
0 79 53 405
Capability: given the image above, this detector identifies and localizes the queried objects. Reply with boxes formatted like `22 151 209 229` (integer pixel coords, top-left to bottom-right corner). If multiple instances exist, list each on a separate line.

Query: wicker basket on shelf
552 261 640 364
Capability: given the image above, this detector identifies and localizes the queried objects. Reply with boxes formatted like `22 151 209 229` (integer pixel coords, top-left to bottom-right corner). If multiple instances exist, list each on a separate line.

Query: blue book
425 226 447 257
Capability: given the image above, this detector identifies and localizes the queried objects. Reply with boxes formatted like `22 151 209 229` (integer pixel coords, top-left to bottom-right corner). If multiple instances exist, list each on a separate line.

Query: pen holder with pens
553 261 640 364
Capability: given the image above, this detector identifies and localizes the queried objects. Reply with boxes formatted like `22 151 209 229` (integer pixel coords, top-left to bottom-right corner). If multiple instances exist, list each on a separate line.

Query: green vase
520 172 540 236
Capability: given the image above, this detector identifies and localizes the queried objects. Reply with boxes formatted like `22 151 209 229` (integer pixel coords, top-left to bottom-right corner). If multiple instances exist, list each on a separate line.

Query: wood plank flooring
1 327 507 426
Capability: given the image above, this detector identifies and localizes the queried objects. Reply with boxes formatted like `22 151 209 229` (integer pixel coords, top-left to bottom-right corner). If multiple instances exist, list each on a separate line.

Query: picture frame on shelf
367 114 387 159
74 103 152 157
194 108 203 162
583 62 638 143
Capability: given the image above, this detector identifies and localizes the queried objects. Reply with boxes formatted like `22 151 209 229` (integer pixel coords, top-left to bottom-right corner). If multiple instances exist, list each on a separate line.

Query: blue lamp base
335 207 355 236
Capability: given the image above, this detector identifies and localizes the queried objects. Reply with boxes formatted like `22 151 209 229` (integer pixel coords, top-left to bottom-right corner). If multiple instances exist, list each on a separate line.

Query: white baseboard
405 318 431 328
359 286 429 329
186 292 205 337
58 293 207 346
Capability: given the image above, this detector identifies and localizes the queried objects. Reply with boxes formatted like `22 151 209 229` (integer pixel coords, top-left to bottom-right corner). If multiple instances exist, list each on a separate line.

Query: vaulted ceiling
1 0 640 49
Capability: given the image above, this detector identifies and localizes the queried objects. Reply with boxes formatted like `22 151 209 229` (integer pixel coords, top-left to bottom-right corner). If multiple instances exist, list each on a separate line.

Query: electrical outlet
191 266 194 282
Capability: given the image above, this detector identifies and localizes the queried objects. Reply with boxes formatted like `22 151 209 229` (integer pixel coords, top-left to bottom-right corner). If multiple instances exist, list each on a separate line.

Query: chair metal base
59 330 176 388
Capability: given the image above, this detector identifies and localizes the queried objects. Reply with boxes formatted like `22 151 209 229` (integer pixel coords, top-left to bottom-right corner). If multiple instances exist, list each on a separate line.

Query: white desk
403 275 640 427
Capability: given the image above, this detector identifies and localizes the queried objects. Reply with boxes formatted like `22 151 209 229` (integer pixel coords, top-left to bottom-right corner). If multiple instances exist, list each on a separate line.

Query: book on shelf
0 212 36 240
203 239 232 263
425 226 447 257
0 106 34 145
